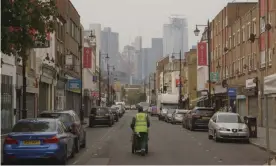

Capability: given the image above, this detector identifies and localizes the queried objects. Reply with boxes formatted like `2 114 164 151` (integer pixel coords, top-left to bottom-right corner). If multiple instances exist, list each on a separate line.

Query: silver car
172 109 189 124
208 112 249 142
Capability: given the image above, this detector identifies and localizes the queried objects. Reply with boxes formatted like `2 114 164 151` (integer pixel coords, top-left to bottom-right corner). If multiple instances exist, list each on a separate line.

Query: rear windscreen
40 113 72 123
12 121 56 132
196 109 214 115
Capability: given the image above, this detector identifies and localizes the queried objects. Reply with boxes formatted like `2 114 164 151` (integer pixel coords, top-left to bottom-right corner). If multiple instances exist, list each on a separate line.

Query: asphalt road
68 110 268 165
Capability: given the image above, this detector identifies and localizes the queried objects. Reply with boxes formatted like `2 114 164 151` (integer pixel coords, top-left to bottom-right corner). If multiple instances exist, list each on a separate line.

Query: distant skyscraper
101 27 119 71
151 38 163 65
132 36 142 81
163 16 188 59
142 48 151 79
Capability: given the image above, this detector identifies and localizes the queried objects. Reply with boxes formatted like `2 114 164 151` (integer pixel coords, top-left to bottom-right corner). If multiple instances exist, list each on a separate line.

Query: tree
1 0 57 57
1 0 57 119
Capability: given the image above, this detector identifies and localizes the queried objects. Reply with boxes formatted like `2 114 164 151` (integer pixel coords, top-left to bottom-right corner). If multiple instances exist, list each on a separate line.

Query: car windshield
39 113 73 123
139 102 149 107
168 109 175 114
97 108 109 114
217 114 243 123
12 120 56 132
162 104 178 109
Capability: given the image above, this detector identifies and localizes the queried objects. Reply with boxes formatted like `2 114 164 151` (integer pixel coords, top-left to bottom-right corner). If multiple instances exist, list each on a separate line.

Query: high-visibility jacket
134 113 148 133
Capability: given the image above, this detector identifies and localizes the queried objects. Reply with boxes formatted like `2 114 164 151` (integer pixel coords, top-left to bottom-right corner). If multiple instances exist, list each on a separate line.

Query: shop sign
228 88 237 97
67 79 81 93
245 78 256 88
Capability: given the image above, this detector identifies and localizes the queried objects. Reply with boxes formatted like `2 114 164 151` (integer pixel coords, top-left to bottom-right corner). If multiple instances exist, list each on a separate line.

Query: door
248 96 258 116
26 93 35 118
39 82 49 113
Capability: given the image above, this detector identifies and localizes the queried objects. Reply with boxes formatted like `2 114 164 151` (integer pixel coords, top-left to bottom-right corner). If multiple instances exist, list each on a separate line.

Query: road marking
205 149 210 152
98 147 102 149
214 156 217 159
72 160 79 164
198 142 202 146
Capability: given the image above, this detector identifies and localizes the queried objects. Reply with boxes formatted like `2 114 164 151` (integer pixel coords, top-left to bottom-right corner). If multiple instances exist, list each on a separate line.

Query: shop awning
191 96 208 103
264 73 276 95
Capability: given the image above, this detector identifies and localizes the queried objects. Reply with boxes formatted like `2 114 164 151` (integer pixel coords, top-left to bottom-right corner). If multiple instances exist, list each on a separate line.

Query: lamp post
107 64 115 106
99 51 108 106
194 20 212 107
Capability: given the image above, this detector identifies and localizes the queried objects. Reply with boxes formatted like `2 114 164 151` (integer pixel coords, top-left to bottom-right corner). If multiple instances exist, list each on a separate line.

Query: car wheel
59 146 68 165
75 138 80 153
81 132 86 148
208 130 213 140
70 143 75 158
214 131 220 142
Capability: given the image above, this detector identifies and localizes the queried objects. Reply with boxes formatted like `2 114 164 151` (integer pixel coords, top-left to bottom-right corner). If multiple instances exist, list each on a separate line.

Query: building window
269 49 272 65
232 61 235 76
247 23 251 39
229 36 232 48
252 20 257 34
242 27 245 42
226 66 229 78
260 17 266 34
237 30 240 44
241 57 245 73
233 34 236 47
253 52 257 70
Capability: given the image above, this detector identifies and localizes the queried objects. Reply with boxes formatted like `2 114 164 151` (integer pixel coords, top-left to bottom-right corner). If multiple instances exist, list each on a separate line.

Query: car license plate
23 140 40 145
202 117 210 120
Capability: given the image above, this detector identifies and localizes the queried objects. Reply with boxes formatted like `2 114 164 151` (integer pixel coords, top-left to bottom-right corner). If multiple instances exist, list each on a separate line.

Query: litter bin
244 116 257 138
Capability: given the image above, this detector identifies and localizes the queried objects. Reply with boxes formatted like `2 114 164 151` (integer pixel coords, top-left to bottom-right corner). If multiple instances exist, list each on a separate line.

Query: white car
208 112 249 143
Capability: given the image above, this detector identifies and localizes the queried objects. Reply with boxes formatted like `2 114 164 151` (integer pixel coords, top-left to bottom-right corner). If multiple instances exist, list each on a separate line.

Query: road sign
210 72 219 82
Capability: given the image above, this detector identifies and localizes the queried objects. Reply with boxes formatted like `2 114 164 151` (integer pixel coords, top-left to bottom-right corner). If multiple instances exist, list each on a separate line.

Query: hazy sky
71 0 257 51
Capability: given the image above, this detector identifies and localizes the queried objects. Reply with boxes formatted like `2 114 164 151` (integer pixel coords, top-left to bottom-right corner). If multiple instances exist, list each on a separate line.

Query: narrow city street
68 110 268 165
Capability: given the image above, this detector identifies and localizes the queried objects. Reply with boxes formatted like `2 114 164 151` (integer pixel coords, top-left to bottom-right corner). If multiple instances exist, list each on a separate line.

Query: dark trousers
136 132 148 150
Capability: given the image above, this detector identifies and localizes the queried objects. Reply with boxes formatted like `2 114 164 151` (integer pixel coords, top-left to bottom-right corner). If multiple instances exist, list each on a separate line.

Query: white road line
72 160 79 164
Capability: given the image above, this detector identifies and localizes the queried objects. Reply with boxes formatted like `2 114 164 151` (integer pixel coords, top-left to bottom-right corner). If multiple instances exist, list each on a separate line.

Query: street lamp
107 64 115 106
194 20 212 107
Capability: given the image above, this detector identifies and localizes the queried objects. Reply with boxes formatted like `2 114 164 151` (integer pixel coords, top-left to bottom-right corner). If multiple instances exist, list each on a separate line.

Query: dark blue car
2 118 76 165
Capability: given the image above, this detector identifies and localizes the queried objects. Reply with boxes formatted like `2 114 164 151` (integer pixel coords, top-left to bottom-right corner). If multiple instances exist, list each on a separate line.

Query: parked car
39 110 86 152
3 118 75 165
165 109 176 123
186 107 215 131
110 107 119 122
158 108 168 121
89 107 114 127
116 104 125 115
208 112 249 142
171 109 189 124
182 110 192 128
150 105 158 116
131 105 136 110
114 105 124 117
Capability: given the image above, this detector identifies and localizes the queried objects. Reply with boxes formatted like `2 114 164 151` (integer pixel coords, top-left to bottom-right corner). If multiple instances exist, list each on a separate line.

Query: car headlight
218 127 228 131
241 128 248 132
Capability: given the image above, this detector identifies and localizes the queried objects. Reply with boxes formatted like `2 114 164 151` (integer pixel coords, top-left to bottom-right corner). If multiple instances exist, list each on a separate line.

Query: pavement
67 110 269 165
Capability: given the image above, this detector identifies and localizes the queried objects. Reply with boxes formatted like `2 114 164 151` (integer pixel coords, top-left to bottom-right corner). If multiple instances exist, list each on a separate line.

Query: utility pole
162 64 165 93
79 44 84 124
207 20 212 107
264 0 271 164
148 75 151 104
178 50 182 109
98 51 102 106
22 47 28 119
106 55 110 106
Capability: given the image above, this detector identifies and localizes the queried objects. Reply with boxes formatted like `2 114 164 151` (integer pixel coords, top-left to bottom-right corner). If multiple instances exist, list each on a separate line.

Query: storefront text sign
67 79 81 93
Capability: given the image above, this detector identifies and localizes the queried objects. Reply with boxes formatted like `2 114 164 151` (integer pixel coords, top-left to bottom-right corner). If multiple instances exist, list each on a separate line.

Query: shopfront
66 78 81 114
236 95 247 117
39 64 56 113
263 73 276 128
245 78 258 120
227 88 237 112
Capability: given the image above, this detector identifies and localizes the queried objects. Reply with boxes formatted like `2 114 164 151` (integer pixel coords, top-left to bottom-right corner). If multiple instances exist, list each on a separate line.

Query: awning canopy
191 96 208 103
264 73 276 95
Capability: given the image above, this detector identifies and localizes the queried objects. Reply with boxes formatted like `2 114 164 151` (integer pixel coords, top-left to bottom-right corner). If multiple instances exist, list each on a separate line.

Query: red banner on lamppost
197 42 207 66
83 47 92 68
